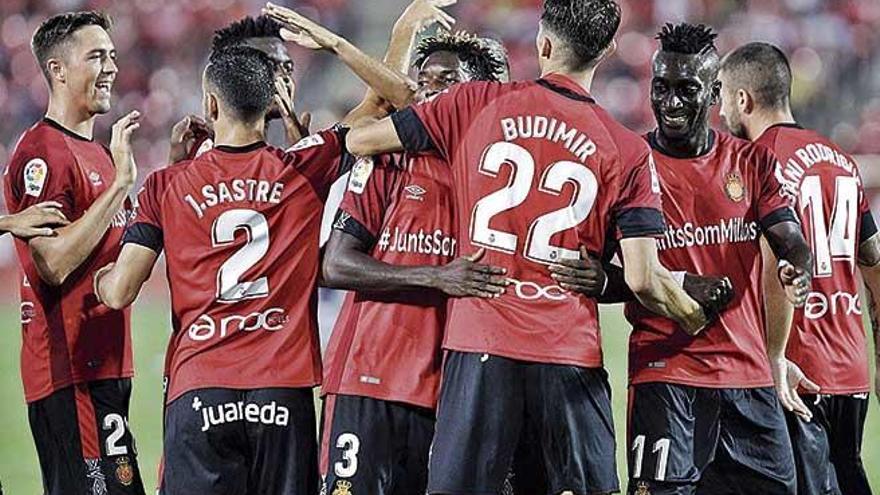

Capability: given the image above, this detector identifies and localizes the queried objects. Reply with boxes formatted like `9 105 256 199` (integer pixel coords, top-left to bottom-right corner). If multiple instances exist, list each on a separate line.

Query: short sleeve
755 147 798 229
337 154 401 241
392 82 491 162
6 139 78 219
613 145 666 239
123 170 166 253
285 126 353 199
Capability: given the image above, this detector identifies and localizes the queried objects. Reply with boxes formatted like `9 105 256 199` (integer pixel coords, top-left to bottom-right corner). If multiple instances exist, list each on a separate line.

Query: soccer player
342 0 714 492
0 202 69 238
719 42 878 495
622 24 814 495
2 11 145 495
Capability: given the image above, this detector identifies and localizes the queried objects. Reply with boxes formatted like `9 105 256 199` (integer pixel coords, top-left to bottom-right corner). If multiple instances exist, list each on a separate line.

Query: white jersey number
800 175 859 277
470 142 598 264
212 209 271 302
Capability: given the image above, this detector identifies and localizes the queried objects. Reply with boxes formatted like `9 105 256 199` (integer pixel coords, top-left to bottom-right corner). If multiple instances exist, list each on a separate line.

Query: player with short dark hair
720 41 879 495
623 24 813 495
3 10 145 495
343 1 717 493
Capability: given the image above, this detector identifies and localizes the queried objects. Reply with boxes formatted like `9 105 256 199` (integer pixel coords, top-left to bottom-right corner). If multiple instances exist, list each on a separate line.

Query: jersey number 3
470 141 598 264
212 209 271 302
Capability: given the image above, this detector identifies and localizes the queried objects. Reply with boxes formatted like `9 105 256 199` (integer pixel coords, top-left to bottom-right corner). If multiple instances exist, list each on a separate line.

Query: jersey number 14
800 175 858 278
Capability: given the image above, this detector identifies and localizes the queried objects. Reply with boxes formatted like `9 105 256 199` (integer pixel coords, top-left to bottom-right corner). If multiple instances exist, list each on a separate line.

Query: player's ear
47 58 65 85
736 88 753 115
205 92 219 122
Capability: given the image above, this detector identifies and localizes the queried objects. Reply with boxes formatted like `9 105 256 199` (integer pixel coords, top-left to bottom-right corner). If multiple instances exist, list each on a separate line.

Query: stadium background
0 0 879 492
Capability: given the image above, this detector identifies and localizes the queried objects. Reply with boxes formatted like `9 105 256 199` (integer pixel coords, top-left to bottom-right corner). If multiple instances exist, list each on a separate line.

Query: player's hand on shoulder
110 110 141 189
264 3 342 51
682 273 734 322
397 0 457 33
274 76 311 145
777 260 810 308
1 202 69 239
168 114 212 164
431 248 509 298
548 246 606 297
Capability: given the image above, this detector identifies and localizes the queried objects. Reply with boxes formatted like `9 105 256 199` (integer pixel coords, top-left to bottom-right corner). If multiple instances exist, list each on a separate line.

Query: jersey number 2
470 141 598 264
212 209 271 302
800 176 858 277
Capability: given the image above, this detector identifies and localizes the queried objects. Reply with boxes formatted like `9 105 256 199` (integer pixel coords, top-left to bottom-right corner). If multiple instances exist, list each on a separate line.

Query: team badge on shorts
724 171 745 202
332 480 353 495
348 156 374 194
634 481 651 495
115 456 134 486
23 158 48 197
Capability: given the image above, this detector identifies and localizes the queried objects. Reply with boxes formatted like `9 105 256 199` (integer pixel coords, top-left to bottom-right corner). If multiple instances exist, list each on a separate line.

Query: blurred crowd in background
1 0 879 308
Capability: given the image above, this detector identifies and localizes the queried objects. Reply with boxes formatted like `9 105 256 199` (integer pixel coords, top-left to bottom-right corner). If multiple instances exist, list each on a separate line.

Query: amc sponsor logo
187 307 289 342
804 290 860 320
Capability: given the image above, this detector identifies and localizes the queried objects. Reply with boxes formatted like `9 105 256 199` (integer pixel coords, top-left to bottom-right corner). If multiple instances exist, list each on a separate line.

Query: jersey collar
537 73 595 103
42 117 93 142
214 141 267 153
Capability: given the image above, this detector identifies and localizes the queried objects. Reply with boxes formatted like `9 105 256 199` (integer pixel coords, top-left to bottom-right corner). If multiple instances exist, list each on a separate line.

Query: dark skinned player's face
244 37 294 120
650 50 720 144
415 51 468 103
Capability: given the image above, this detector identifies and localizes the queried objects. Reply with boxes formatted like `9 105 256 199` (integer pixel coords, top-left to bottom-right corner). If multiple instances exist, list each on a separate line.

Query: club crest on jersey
348 157 373 194
89 171 103 187
333 480 353 495
634 481 651 495
404 184 426 201
115 457 134 486
23 158 48 197
724 172 746 202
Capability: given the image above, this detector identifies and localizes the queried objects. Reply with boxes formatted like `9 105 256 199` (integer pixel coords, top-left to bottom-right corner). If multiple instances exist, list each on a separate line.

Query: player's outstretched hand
431 248 508 298
778 259 810 307
397 0 457 33
264 3 341 51
0 202 69 239
683 274 734 321
771 357 820 422
110 110 141 189
547 246 606 297
274 76 311 145
168 114 212 163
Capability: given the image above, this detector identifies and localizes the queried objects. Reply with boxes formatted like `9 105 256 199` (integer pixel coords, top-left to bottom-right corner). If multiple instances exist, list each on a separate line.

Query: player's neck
747 109 797 142
45 95 95 140
212 118 266 148
654 125 713 158
539 63 595 93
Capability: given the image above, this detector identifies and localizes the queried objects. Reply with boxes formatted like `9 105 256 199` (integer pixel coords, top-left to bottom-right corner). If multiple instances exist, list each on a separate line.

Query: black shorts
319 394 435 495
627 383 795 495
160 387 318 495
27 378 145 495
785 393 872 495
428 351 619 495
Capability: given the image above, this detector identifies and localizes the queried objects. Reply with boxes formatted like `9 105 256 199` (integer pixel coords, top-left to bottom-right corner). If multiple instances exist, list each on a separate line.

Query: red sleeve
754 146 794 222
393 82 494 162
6 137 78 219
613 141 666 239
337 154 400 238
285 126 351 200
123 169 168 252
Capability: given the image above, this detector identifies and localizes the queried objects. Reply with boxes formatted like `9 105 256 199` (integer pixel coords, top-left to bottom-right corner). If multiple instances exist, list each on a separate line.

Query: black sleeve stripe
860 210 878 244
123 222 163 253
616 207 666 238
391 108 436 153
333 209 376 248
759 206 798 232
333 125 356 176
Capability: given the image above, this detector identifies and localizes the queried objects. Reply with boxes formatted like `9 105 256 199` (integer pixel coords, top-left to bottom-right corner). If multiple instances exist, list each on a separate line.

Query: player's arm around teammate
0 201 69 238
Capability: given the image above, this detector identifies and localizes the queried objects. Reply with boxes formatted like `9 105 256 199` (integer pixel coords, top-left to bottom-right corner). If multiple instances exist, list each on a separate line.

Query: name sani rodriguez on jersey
655 216 759 251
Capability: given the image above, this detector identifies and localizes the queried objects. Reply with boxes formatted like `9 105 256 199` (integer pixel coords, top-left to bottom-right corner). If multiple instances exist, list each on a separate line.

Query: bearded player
345 0 714 492
3 11 145 495
621 24 814 494
720 42 878 495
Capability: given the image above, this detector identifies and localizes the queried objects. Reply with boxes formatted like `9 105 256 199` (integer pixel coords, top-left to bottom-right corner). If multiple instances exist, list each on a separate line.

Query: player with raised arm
720 42 877 495
622 25 813 495
341 0 712 493
2 11 145 495
270 6 513 493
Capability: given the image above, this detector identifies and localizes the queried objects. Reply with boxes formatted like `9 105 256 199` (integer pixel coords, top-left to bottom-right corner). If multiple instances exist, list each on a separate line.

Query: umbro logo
404 184 426 201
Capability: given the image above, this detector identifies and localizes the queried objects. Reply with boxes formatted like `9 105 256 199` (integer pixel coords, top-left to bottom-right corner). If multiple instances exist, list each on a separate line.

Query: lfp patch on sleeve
347 156 374 194
287 133 326 152
23 158 48 197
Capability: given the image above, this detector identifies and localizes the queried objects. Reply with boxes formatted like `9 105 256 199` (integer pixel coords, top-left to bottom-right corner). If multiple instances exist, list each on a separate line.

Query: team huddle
1 0 878 494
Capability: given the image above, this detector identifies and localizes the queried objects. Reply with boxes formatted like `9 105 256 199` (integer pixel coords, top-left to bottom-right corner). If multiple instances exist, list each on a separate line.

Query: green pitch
0 303 877 493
